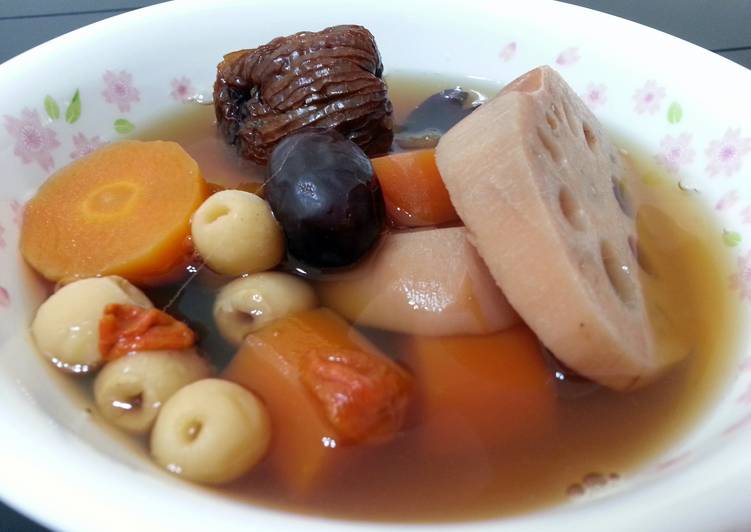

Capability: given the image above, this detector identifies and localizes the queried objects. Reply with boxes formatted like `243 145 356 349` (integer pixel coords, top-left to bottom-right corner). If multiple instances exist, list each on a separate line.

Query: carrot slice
403 326 556 456
20 140 208 284
371 148 458 227
99 304 196 361
223 308 412 495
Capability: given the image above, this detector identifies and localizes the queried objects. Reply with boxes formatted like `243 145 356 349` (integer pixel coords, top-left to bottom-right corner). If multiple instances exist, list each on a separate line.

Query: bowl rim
1 1 751 531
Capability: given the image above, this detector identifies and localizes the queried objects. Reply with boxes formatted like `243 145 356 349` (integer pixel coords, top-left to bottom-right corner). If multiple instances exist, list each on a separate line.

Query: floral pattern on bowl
3 42 751 480
0 2 751 530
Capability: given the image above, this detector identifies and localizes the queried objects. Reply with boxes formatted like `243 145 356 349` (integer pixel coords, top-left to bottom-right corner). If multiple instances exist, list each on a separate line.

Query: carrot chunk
99 304 196 361
20 140 208 284
223 308 412 495
371 148 458 227
403 326 556 456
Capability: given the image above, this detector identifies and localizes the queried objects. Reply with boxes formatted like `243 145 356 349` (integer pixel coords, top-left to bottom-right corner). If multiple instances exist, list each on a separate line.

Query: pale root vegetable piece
31 276 152 373
150 378 271 484
94 348 211 434
317 226 519 335
404 326 556 457
191 190 284 276
223 308 412 495
436 66 663 390
20 140 208 284
213 272 318 346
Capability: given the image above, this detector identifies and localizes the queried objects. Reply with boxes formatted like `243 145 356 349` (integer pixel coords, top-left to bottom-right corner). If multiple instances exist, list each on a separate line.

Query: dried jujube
214 25 394 164
264 129 386 271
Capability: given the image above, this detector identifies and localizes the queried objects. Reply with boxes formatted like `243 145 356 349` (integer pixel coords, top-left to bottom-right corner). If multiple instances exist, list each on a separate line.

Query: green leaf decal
667 102 682 124
44 95 60 120
65 89 81 124
722 230 741 247
114 118 135 134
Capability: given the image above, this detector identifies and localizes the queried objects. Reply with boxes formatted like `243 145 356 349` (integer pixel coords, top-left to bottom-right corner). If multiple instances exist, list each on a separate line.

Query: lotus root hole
537 126 562 163
628 235 653 275
552 102 564 123
600 240 637 306
583 122 597 150
561 99 578 133
546 110 559 130
611 176 633 217
559 186 587 231
508 68 543 93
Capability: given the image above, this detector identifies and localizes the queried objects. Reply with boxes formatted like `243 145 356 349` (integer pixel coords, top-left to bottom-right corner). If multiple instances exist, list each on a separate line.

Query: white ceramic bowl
2 1 751 530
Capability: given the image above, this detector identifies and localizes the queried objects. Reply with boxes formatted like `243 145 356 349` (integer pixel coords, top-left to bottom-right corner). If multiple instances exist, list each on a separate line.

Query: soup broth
52 72 739 522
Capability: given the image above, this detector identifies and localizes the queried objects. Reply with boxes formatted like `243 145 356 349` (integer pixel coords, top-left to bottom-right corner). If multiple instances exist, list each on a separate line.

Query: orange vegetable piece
223 308 412 495
371 148 458 227
301 347 411 444
99 304 196 361
403 326 556 456
20 140 208 284
135 234 198 287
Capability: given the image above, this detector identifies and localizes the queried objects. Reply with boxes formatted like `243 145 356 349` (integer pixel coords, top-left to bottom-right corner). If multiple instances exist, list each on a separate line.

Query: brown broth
122 73 739 521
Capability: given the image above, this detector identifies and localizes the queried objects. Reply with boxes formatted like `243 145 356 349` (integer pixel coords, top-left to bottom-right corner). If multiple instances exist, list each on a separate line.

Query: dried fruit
395 88 485 149
265 129 386 271
214 25 394 164
99 304 196 361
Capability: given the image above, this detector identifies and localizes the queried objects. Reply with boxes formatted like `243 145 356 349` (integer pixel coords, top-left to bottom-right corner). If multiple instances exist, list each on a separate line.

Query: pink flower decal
10 200 23 226
70 132 106 160
3 108 60 172
633 80 666 115
705 129 751 177
170 76 194 102
556 47 580 66
499 42 516 62
716 190 740 211
102 70 140 112
580 83 607 108
0 287 8 308
729 249 751 300
0 224 5 249
655 133 695 173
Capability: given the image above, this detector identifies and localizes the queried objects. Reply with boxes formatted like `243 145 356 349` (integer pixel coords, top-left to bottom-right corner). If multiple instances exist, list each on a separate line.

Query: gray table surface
0 1 749 530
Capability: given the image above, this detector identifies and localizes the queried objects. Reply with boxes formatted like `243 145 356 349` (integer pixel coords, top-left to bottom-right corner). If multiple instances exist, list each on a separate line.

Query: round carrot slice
21 140 208 283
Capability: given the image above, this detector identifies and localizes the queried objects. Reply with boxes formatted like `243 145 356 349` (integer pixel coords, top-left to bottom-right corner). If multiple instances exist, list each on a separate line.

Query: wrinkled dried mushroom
214 25 394 165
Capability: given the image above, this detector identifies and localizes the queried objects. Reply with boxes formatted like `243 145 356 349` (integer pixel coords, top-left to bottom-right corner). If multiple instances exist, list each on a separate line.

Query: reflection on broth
27 72 739 522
